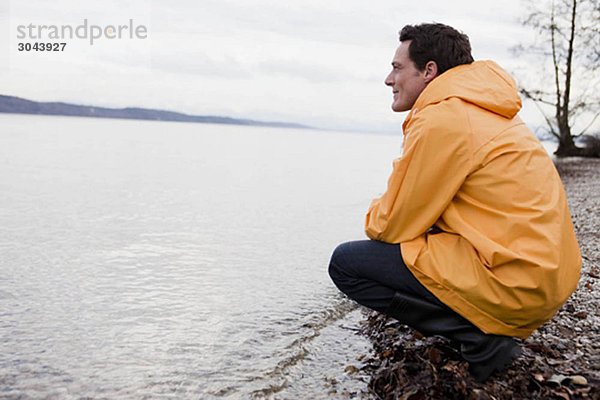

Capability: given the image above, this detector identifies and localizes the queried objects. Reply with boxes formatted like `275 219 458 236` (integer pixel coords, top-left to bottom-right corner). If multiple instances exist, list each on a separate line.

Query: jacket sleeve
365 104 472 243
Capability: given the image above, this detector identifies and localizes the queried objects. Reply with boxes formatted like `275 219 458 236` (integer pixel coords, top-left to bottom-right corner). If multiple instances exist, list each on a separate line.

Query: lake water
0 114 404 399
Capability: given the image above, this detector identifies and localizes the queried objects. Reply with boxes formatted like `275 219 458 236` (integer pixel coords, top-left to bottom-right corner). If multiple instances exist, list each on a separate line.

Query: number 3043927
18 42 67 51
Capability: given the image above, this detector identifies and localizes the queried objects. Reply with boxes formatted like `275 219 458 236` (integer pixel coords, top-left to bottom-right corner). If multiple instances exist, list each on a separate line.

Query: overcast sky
1 0 542 132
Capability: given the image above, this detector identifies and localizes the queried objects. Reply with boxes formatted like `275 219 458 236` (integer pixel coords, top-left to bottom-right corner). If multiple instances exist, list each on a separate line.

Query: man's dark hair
399 23 474 74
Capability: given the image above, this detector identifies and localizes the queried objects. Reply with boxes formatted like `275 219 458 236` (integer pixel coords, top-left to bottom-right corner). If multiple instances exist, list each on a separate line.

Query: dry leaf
429 348 442 364
552 391 570 400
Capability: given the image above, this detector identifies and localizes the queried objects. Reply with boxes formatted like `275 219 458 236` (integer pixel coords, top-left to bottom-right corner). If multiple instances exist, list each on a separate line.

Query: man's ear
423 61 438 83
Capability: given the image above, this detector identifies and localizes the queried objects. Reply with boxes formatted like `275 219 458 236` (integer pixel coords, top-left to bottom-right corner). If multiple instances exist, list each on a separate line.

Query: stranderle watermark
15 18 148 51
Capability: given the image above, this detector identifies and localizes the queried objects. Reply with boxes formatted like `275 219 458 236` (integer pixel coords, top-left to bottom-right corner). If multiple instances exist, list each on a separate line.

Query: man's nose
384 72 393 86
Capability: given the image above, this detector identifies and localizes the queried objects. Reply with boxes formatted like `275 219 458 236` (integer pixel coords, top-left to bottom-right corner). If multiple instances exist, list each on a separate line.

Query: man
328 23 581 382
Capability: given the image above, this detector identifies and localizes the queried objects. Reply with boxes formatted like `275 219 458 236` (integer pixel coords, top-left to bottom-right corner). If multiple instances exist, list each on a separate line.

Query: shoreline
355 157 600 399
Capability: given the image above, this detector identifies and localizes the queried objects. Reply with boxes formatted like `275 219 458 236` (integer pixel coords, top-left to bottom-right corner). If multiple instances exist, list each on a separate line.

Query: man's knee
328 240 363 287
328 242 347 281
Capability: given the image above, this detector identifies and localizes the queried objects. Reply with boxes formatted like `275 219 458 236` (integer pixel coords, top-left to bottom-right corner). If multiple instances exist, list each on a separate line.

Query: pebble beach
356 157 600 399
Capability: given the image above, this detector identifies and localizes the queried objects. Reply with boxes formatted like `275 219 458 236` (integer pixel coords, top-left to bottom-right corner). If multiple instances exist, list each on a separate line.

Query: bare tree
517 0 600 157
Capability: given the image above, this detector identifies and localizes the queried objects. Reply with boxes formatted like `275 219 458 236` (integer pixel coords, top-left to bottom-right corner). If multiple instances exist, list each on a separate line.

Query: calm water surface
0 114 402 399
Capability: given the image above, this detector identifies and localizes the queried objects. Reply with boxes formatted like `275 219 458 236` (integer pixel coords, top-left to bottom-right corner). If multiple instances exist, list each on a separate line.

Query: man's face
385 41 429 112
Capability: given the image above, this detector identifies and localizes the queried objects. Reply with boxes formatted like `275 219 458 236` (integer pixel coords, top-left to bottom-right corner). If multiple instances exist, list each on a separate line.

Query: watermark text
16 19 148 46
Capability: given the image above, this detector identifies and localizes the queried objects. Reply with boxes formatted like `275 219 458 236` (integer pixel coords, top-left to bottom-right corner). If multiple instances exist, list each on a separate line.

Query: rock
344 365 360 375
548 374 568 386
574 311 588 319
570 375 588 386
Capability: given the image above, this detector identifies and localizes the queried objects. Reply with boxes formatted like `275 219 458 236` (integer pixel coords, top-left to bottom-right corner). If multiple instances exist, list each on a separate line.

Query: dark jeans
329 239 520 381
328 239 446 312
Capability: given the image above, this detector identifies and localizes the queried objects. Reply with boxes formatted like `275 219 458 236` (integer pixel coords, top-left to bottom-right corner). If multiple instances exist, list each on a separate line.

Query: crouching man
329 23 581 382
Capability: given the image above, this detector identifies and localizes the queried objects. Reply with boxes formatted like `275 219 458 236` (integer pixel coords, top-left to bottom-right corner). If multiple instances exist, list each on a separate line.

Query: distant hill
0 95 311 129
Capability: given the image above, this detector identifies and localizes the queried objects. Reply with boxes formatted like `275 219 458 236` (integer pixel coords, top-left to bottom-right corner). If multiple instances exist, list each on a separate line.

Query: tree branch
579 110 600 136
520 88 557 106
562 0 577 125
529 96 560 138
551 3 563 117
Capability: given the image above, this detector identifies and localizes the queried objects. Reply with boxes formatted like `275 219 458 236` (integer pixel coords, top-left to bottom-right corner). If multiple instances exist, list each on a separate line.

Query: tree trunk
554 112 579 156
554 130 600 158
553 0 583 158
554 139 580 157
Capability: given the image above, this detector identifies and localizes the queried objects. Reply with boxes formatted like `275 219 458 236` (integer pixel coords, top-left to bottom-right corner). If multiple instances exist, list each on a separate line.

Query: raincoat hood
412 60 522 120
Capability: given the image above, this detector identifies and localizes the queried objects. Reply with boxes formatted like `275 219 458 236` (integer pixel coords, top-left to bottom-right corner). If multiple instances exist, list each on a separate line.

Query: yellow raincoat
366 61 581 338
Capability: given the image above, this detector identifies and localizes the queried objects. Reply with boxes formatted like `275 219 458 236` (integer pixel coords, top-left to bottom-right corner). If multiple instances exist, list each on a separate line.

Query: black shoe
464 335 521 382
385 292 521 382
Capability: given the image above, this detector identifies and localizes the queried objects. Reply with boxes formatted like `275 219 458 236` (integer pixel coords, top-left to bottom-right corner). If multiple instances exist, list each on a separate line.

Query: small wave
0 290 16 299
249 294 359 399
